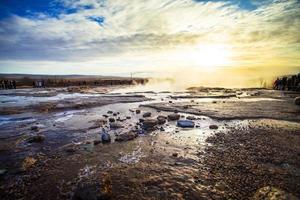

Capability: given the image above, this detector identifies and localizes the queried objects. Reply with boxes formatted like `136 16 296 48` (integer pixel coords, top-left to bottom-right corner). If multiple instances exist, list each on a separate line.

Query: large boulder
294 97 300 105
168 113 180 121
142 119 158 130
177 120 195 128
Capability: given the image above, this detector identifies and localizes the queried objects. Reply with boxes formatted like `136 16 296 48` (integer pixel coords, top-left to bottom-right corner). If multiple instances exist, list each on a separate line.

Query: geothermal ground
0 85 299 200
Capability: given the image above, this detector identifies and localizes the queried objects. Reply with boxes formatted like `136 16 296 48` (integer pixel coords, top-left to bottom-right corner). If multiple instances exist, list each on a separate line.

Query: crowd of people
0 80 17 89
273 73 300 91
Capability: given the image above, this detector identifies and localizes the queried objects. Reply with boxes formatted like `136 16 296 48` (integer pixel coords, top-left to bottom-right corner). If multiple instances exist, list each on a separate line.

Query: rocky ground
0 86 299 200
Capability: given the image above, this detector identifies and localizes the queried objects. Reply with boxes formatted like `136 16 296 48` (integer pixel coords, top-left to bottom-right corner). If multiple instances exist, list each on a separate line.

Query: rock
113 113 117 116
31 126 39 131
294 97 300 105
135 109 141 114
172 153 178 157
157 116 167 124
209 125 218 129
102 114 108 118
126 116 131 119
139 118 145 123
101 129 111 143
186 116 196 120
93 140 101 145
177 120 195 128
160 127 165 131
0 169 7 175
142 119 158 130
109 122 123 129
212 101 217 103
107 111 113 114
253 186 298 200
115 131 137 142
108 118 115 123
27 135 45 143
169 101 173 103
22 157 37 170
142 112 151 118
168 113 180 121
72 181 112 200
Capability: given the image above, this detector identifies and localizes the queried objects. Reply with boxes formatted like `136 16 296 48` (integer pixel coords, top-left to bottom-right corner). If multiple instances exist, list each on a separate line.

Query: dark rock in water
107 111 113 114
102 114 108 118
157 116 167 124
160 127 165 131
142 112 151 118
212 101 217 103
294 97 300 105
186 116 196 120
0 169 7 175
113 113 117 116
139 118 145 123
172 153 178 157
142 119 158 130
27 135 45 143
115 131 137 142
177 120 195 128
101 130 111 143
168 113 180 121
108 118 115 123
136 109 141 114
109 122 123 129
169 101 173 103
93 140 101 145
126 116 131 119
31 126 39 131
209 125 218 129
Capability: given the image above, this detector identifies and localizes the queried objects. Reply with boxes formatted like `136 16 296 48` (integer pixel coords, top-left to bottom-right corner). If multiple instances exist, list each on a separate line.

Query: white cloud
0 0 299 75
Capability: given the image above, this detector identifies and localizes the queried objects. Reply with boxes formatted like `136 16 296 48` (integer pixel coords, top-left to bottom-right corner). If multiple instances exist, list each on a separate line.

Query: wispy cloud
0 0 299 77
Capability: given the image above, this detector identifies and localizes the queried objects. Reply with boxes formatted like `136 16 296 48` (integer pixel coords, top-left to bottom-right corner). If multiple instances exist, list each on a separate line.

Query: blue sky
0 0 299 77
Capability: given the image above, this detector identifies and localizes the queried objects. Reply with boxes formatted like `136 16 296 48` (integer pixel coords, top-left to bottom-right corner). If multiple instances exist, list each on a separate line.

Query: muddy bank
0 86 299 199
199 119 300 199
142 99 300 121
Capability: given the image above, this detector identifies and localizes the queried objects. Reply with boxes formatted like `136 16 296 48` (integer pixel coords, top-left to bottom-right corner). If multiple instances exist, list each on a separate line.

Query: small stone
142 112 152 118
212 101 217 103
160 127 165 131
115 131 137 142
31 126 39 131
109 122 123 129
209 125 218 129
126 116 131 119
177 120 195 128
136 109 141 114
172 153 178 157
294 97 300 105
22 157 37 170
107 111 113 114
142 119 158 130
186 116 196 120
157 116 167 124
168 113 180 121
101 131 111 143
0 169 7 175
93 140 101 145
27 135 45 143
108 118 115 123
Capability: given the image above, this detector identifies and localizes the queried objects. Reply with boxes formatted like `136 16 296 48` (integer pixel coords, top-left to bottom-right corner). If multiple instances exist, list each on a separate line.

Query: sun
182 43 233 70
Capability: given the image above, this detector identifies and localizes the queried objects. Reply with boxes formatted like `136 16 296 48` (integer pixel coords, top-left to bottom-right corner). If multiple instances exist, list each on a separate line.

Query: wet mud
0 86 299 199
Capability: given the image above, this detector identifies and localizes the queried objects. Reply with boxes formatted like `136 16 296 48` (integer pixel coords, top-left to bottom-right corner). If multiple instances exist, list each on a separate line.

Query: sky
0 0 299 86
